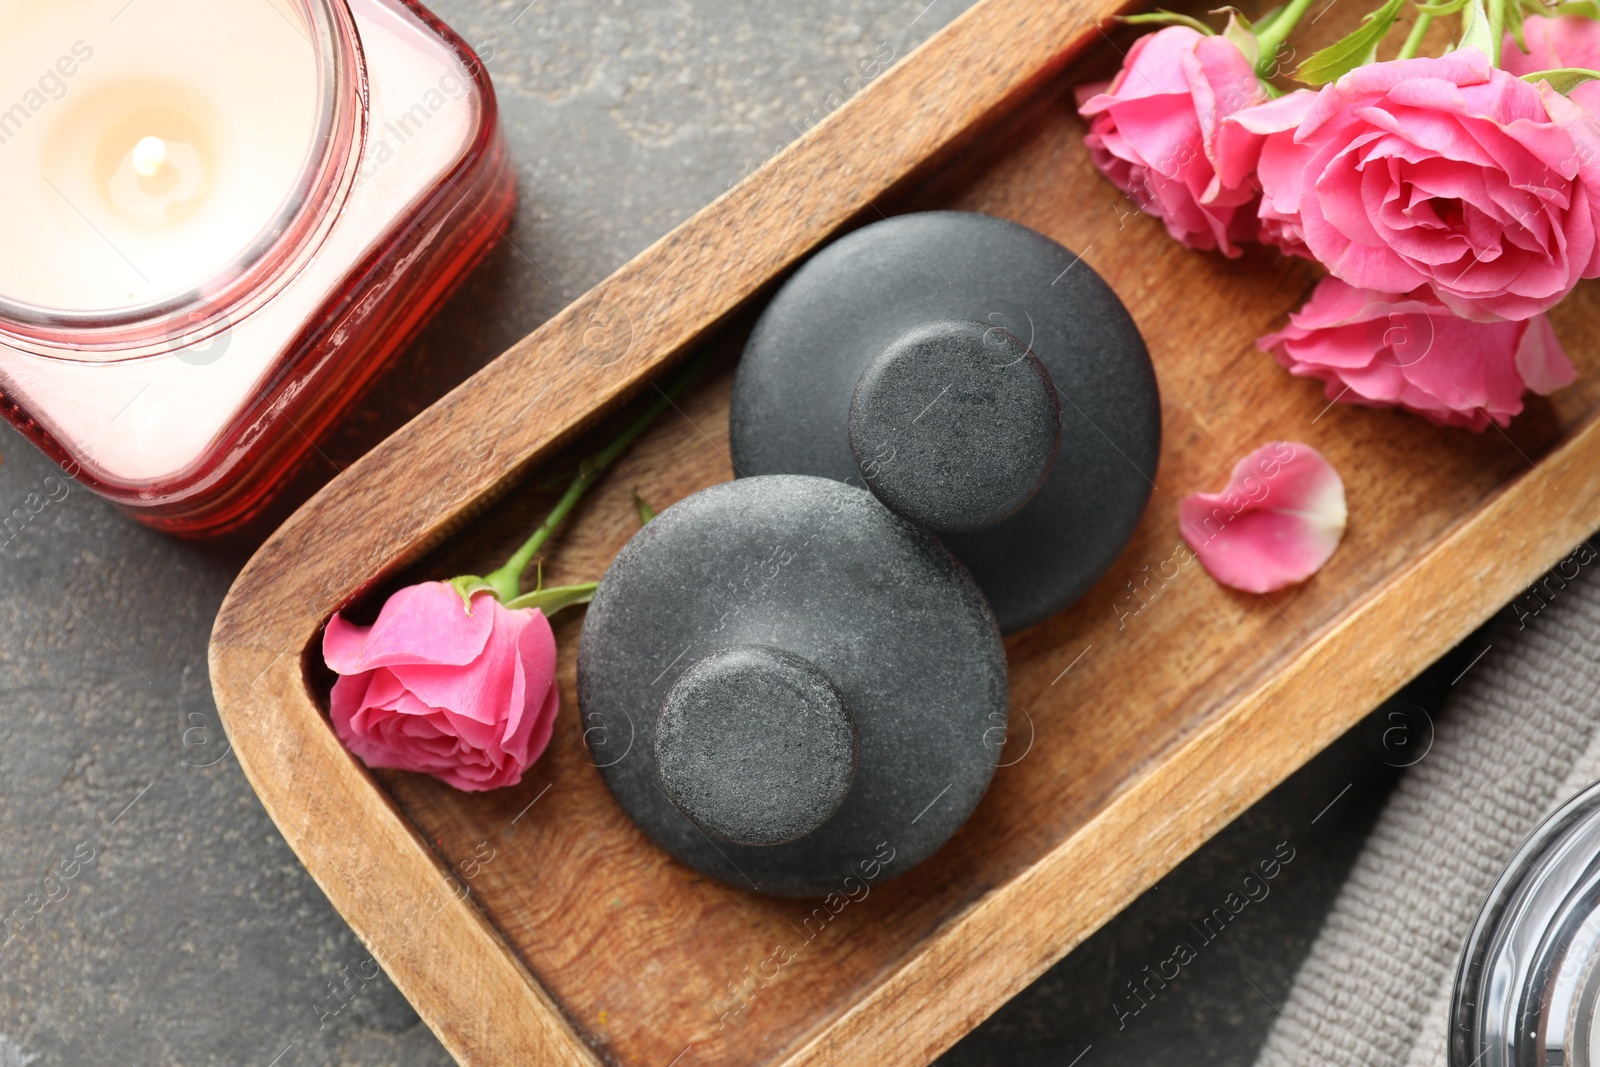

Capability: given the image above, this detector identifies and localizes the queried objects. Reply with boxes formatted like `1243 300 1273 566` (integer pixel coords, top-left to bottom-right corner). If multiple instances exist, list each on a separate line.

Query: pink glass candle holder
0 0 515 536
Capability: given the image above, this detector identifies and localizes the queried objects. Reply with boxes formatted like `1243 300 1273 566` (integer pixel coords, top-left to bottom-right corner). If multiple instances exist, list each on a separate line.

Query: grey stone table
0 1 1425 1064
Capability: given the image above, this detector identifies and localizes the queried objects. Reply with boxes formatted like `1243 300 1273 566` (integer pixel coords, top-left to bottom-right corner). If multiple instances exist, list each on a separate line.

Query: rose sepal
1211 7 1264 66
504 583 600 616
448 575 500 611
1457 0 1501 62
1520 65 1600 88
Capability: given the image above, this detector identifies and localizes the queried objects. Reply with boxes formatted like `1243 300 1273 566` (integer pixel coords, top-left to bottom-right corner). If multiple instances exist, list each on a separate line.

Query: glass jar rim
1451 777 1600 1067
0 0 366 361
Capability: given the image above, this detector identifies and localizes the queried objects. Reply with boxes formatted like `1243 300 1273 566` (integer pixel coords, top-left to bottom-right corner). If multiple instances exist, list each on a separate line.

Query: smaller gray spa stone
849 319 1059 533
655 645 857 846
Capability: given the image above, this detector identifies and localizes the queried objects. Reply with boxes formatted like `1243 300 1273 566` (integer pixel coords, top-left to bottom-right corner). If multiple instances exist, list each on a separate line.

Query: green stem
1398 10 1433 56
480 351 710 602
1255 0 1319 75
1486 0 1505 61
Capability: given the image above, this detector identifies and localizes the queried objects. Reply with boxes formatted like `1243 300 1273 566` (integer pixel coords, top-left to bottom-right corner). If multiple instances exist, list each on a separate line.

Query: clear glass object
1452 778 1600 1066
0 0 514 536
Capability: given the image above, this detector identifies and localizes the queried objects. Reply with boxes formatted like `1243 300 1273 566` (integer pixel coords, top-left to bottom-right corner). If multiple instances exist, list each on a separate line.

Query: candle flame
131 136 168 179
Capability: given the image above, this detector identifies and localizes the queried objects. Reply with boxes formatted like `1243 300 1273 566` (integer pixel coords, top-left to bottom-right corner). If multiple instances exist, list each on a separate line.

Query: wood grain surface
210 0 1600 1063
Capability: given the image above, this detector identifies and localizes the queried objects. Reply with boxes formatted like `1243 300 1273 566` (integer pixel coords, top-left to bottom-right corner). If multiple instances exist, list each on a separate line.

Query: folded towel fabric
1253 540 1600 1067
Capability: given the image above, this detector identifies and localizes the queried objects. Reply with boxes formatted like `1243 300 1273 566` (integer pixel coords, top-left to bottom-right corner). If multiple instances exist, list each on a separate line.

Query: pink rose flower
1504 16 1600 117
1259 276 1574 430
323 581 560 792
1219 49 1600 320
1254 199 1315 260
1180 442 1347 593
1078 26 1268 256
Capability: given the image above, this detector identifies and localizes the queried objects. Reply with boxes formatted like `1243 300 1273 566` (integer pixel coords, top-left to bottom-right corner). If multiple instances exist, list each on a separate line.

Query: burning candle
0 0 515 535
0 0 322 313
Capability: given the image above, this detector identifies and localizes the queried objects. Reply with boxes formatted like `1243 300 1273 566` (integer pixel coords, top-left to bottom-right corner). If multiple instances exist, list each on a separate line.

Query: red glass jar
0 0 514 536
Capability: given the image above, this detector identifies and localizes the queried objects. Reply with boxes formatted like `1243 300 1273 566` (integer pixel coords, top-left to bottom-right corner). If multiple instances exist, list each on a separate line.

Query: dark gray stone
655 644 857 846
848 319 1059 533
729 210 1161 634
577 474 1008 898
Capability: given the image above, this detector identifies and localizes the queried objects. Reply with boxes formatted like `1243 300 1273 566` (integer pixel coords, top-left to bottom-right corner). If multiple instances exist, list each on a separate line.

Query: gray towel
1253 542 1600 1067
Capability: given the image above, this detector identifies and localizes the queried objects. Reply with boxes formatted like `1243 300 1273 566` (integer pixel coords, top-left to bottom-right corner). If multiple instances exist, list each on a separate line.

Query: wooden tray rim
206 0 1600 1061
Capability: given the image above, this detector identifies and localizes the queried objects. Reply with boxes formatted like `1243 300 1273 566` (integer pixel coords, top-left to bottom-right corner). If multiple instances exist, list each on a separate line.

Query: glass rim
1451 777 1600 1067
0 0 367 361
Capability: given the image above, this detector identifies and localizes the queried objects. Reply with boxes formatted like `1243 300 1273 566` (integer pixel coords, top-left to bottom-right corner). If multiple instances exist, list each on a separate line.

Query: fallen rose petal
1180 442 1347 593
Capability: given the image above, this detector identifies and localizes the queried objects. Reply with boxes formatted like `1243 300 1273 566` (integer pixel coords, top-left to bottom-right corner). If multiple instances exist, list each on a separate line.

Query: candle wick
131 136 168 179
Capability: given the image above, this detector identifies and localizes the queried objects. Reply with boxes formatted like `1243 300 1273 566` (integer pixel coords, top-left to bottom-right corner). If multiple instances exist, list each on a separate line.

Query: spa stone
577 474 1008 898
730 210 1160 633
848 318 1059 533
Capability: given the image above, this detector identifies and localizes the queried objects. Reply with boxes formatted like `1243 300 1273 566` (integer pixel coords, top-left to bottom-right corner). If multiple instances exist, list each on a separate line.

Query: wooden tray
209 0 1600 1061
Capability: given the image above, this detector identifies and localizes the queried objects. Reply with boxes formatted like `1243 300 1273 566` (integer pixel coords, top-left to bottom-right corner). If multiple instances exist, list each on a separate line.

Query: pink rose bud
1220 49 1600 321
1077 26 1268 256
1180 442 1347 593
1259 277 1574 431
322 581 560 792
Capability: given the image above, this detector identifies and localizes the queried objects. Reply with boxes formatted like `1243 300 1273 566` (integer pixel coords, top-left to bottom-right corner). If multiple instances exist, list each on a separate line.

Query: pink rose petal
1180 442 1347 593
1258 276 1572 431
323 581 494 673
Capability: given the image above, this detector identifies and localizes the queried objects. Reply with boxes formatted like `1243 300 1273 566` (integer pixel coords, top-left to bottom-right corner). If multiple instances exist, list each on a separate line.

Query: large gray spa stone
577 474 1008 898
730 211 1161 633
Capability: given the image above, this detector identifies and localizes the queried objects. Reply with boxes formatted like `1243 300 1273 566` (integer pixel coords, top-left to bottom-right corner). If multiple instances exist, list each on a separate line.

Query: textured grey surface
0 0 1412 1063
728 211 1160 634
578 475 1008 897
0 1 971 1063
848 319 1059 533
1243 549 1600 1067
656 644 858 847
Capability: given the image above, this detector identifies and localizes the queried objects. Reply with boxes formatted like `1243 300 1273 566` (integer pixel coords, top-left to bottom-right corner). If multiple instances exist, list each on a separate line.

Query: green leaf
1521 66 1600 91
1457 0 1497 60
1295 0 1407 83
1118 9 1217 33
632 490 656 527
448 575 497 611
505 582 600 617
1413 0 1469 16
